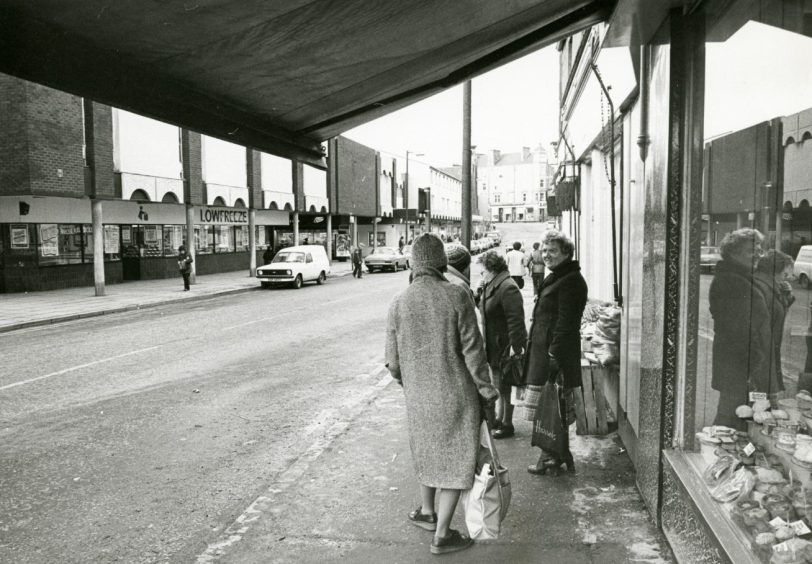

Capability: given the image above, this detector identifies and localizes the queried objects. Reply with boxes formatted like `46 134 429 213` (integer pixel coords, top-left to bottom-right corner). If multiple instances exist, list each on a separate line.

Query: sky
344 45 561 168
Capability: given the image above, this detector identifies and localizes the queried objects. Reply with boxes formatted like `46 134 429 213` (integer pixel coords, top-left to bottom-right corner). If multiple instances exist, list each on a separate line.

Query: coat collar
539 259 580 296
411 266 447 282
446 265 470 287
484 270 510 297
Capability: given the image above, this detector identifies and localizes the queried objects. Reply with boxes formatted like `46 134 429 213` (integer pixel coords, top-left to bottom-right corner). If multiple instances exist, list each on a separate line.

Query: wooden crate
573 359 610 435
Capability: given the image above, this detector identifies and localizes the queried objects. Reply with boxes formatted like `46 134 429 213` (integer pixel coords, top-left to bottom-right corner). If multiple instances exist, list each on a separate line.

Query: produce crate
573 359 610 435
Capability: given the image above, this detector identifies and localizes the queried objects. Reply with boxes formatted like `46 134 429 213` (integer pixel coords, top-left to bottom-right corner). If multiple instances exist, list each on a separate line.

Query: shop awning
0 1 614 167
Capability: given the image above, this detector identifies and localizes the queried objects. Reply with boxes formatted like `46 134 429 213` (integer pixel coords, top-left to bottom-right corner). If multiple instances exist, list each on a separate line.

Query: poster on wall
104 225 120 254
11 224 29 248
39 224 58 256
335 234 350 258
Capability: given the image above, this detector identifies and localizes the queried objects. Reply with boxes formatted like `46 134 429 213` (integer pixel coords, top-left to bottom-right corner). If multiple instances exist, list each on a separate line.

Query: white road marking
0 346 161 392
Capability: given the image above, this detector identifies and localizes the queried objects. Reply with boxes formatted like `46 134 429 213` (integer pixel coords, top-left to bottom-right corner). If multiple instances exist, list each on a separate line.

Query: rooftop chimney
491 149 501 163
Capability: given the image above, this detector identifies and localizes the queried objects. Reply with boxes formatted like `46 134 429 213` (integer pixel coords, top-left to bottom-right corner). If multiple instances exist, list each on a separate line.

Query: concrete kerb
0 268 356 335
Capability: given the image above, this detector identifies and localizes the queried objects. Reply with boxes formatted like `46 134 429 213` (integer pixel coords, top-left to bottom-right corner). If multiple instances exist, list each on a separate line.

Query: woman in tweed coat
386 234 497 556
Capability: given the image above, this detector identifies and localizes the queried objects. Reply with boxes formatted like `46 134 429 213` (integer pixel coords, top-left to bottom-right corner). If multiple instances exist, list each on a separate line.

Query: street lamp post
406 150 423 242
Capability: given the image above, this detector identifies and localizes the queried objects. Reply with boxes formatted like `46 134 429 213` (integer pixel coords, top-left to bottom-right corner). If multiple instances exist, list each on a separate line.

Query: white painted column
186 204 196 284
293 211 300 245
248 209 257 276
92 199 105 296
326 214 333 262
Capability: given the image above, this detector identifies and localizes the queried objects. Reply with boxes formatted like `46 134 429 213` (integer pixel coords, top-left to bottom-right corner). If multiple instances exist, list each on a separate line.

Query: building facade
556 2 812 562
477 146 551 223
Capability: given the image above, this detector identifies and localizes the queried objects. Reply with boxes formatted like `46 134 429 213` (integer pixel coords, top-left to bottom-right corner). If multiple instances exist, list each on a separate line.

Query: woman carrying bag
475 250 527 439
524 230 587 475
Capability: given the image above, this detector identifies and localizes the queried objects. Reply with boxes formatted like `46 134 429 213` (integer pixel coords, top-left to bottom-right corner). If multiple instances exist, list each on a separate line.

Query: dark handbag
500 346 525 387
530 380 566 458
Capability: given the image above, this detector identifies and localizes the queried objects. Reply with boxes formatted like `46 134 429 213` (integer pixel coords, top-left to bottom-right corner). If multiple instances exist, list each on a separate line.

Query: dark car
700 246 722 273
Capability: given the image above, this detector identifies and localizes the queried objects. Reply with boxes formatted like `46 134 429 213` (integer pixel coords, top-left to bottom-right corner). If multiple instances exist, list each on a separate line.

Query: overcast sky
344 45 561 167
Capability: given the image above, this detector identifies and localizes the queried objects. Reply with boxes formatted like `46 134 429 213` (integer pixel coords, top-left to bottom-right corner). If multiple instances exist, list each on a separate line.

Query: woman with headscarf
385 234 497 556
709 228 774 429
476 250 527 439
525 230 587 475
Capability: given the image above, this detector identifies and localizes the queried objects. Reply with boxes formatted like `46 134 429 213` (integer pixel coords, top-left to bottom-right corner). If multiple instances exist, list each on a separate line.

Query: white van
795 245 812 288
256 245 331 289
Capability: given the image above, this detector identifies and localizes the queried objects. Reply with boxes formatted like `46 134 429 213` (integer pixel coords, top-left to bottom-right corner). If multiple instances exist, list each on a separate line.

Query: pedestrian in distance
526 242 546 296
475 249 527 440
399 236 405 252
351 244 364 279
386 234 497 556
505 241 526 289
262 246 274 265
177 245 193 291
709 228 774 430
525 230 587 476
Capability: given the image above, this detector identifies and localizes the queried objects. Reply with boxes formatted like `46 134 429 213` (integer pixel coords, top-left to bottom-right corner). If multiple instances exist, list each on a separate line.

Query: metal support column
248 208 257 276
92 199 105 296
186 204 196 284
461 80 472 250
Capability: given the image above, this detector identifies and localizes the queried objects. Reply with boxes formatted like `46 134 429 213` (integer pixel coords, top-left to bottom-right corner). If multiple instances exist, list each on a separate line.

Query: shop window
195 225 214 254
37 224 83 265
215 225 235 252
255 226 270 249
82 225 121 261
684 2 812 560
235 225 249 251
163 225 184 256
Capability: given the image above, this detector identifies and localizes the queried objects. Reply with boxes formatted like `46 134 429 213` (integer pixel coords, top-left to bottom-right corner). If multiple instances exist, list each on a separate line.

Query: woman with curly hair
476 249 527 439
525 230 587 475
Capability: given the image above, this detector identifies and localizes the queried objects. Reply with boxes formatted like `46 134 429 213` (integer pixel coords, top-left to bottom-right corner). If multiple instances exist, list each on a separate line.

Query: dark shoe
492 424 514 439
430 529 473 555
527 458 561 475
408 507 437 531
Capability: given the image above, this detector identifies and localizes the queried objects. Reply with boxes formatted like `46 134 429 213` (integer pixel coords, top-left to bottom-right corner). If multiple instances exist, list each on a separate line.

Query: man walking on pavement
351 244 364 278
527 241 546 296
506 241 527 290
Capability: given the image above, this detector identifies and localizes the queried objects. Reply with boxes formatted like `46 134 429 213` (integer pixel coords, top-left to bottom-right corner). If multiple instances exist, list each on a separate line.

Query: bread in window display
710 466 756 503
737 404 754 419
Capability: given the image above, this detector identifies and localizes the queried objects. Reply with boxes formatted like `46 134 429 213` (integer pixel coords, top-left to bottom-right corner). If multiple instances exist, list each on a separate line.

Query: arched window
130 189 150 201
213 196 227 206
161 192 179 203
269 201 279 210
309 205 317 212
234 198 246 208
284 203 293 211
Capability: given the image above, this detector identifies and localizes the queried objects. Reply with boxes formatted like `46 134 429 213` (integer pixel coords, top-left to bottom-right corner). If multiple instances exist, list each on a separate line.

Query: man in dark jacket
351 244 364 278
177 245 194 291
709 228 770 430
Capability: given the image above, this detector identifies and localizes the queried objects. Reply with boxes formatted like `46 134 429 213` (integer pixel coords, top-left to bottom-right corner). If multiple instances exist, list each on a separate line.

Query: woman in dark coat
475 250 527 439
177 245 193 291
525 230 587 475
386 234 497 556
753 249 794 398
709 228 773 430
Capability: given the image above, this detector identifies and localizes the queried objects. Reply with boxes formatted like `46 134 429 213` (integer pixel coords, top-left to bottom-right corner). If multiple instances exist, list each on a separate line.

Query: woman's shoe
408 507 437 531
527 457 559 475
492 424 514 439
430 529 473 555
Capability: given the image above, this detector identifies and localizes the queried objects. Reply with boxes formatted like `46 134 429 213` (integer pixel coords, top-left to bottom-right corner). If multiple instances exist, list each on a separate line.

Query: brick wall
247 149 262 208
0 75 30 193
182 130 204 204
2 261 123 293
25 81 85 196
91 103 115 198
332 136 377 216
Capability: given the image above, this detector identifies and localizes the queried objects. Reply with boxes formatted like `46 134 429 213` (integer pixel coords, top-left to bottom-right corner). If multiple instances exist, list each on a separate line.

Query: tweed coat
753 271 794 394
524 259 588 389
478 270 527 370
710 260 775 400
386 266 497 489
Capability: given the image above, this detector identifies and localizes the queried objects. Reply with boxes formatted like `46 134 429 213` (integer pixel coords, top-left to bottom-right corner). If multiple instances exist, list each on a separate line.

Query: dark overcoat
478 270 527 370
385 267 497 489
524 260 588 389
709 260 776 399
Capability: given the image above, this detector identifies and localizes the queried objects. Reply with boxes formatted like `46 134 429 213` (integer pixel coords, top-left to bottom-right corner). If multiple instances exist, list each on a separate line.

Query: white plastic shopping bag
460 420 511 539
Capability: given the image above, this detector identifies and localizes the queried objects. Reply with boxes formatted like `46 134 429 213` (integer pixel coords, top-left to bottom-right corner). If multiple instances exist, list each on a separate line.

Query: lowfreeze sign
198 207 248 224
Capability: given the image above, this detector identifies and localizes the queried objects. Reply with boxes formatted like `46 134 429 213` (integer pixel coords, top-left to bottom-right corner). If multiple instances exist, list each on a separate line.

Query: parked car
256 245 331 289
469 239 484 254
700 245 722 273
795 245 812 288
486 232 501 246
364 247 408 272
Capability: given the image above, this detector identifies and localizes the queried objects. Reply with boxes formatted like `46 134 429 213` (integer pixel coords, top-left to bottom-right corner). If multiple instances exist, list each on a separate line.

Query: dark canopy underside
0 0 614 167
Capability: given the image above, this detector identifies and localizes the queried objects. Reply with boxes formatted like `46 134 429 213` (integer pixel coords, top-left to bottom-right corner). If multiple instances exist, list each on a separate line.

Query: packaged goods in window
709 464 755 503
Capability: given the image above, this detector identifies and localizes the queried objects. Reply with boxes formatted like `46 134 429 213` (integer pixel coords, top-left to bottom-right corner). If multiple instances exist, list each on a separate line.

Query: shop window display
255 226 270 249
195 226 213 254
687 2 812 562
163 225 184 256
235 225 249 252
82 225 121 261
38 224 83 265
214 225 234 253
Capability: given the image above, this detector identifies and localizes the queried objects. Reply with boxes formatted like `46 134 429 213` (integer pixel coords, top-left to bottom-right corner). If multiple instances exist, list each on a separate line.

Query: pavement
194 374 675 564
0 261 354 333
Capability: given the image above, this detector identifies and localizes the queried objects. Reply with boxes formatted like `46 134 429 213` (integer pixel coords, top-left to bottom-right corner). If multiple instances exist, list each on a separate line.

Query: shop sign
198 207 248 224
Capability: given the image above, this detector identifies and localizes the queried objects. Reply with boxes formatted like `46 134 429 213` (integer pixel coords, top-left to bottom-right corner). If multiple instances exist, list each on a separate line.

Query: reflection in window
195 225 213 254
